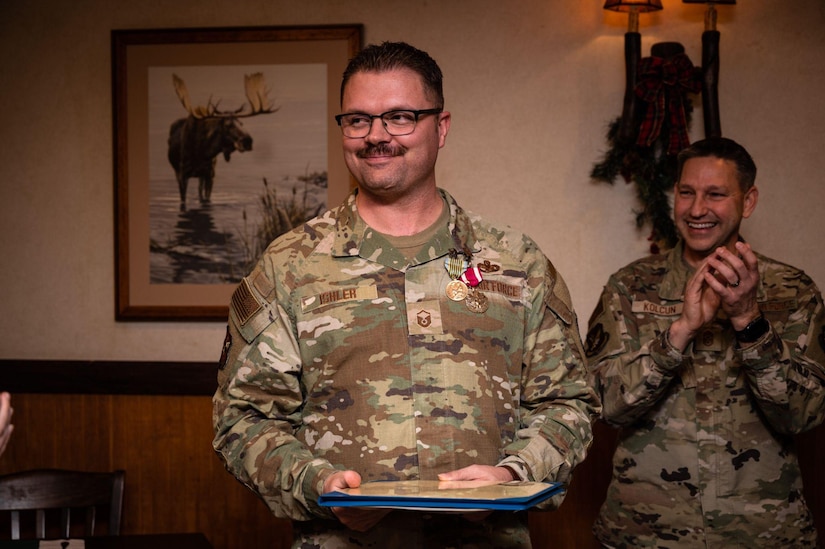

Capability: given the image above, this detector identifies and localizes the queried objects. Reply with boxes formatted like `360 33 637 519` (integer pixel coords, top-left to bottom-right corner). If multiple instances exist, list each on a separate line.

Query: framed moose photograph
113 25 362 321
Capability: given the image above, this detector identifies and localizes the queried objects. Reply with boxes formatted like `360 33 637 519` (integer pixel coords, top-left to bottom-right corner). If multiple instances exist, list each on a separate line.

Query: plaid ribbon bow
634 53 702 154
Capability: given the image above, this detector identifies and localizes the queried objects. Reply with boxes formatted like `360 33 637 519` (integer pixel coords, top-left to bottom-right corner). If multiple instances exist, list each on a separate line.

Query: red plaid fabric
634 53 702 154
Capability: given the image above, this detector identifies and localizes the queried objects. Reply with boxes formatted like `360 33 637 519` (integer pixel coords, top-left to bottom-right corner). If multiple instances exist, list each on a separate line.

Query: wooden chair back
0 469 125 540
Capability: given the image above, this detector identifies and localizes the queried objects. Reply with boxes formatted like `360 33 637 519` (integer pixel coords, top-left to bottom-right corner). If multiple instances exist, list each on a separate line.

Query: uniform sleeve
212 265 338 521
584 277 687 427
738 280 825 434
501 257 600 496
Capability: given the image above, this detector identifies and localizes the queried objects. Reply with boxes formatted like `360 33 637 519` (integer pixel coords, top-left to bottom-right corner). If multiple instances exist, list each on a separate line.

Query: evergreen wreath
591 49 701 254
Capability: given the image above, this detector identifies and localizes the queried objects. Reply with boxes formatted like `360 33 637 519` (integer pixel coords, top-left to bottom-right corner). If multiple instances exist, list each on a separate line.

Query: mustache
356 144 406 158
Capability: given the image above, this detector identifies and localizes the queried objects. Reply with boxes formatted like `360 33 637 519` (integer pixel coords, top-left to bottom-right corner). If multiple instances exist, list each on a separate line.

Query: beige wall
1 0 823 362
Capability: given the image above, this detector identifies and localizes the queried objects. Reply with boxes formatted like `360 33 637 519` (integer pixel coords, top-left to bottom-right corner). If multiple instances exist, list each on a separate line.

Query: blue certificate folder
318 480 564 511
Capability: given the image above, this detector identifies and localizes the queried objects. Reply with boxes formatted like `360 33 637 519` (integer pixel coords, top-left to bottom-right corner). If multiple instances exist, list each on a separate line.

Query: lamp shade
683 1 735 4
603 0 663 12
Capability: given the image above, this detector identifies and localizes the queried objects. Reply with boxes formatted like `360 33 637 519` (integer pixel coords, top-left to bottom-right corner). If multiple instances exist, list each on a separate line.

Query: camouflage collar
659 241 691 300
442 188 480 259
330 188 480 268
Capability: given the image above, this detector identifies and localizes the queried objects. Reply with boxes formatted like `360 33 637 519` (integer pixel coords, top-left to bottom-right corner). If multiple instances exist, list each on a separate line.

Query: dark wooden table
0 533 213 549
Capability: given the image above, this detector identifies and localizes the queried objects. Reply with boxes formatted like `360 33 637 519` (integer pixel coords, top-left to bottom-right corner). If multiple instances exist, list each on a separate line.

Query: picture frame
113 25 362 321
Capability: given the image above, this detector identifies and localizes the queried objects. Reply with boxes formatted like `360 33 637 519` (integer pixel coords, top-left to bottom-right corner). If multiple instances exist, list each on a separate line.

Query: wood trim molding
0 359 216 396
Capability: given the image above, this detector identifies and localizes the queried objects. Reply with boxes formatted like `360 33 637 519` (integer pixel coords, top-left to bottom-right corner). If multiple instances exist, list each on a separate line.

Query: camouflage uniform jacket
585 241 825 548
213 189 599 548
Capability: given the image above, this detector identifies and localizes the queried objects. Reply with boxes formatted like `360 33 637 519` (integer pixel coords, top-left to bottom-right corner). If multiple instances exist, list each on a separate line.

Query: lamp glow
603 0 664 32
683 0 736 30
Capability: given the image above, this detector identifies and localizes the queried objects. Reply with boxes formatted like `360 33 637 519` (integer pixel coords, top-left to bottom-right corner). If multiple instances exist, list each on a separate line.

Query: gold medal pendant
445 279 469 301
465 287 489 313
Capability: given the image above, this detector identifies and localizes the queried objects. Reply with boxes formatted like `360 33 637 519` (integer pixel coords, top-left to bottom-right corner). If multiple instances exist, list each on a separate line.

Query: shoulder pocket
543 259 574 326
584 292 626 365
229 269 276 343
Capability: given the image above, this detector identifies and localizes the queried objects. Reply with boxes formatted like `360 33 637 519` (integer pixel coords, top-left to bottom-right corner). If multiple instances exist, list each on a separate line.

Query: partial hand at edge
0 392 13 456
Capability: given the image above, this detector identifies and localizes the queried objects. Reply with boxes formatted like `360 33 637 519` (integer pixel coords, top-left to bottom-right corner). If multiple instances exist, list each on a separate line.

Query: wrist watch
734 313 770 343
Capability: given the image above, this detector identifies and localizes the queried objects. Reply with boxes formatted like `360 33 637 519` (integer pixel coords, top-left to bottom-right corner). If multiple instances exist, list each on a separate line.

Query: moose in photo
167 72 278 211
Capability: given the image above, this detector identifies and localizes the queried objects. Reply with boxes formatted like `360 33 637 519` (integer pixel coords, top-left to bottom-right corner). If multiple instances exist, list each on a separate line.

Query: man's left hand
437 465 514 522
703 241 761 330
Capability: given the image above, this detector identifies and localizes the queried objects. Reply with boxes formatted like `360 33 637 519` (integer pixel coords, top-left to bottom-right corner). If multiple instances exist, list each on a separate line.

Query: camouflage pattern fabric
213 188 599 548
585 241 825 548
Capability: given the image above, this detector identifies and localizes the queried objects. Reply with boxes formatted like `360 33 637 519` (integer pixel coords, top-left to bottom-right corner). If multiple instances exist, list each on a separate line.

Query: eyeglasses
334 108 443 138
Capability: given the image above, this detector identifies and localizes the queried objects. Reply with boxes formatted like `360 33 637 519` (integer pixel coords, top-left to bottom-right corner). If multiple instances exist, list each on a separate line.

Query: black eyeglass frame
334 108 443 137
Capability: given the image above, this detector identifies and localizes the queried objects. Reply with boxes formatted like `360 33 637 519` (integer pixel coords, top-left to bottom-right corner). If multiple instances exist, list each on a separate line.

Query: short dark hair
676 137 757 191
340 41 444 109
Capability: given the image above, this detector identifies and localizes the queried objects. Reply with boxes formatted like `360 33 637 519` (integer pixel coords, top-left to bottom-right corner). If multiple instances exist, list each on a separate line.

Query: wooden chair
0 469 125 540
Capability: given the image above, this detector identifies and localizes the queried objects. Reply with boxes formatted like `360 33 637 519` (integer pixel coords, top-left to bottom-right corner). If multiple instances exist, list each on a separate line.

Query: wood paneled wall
0 394 291 549
1 363 823 549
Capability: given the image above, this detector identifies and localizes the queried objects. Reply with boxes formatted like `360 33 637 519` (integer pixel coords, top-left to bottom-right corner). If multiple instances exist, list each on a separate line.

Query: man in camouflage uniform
586 137 825 548
213 41 599 548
